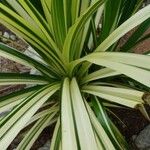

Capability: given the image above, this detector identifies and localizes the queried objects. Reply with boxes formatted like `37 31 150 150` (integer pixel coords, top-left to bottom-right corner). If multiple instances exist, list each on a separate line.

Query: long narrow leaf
0 85 43 113
61 78 77 150
0 43 56 78
51 0 67 49
17 112 57 150
50 118 61 150
81 68 120 84
83 85 144 107
70 78 98 150
81 52 150 87
95 5 150 52
0 83 60 149
85 100 116 150
63 0 105 63
0 73 50 85
120 18 150 52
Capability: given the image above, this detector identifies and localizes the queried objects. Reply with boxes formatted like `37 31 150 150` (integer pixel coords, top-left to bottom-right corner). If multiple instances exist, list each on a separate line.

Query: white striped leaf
85 101 116 150
95 5 150 52
91 98 129 149
82 85 144 108
63 0 105 63
61 78 78 150
81 68 120 84
16 112 57 150
25 103 59 127
70 78 98 150
0 43 55 78
50 118 61 150
0 83 60 150
0 73 50 85
83 53 150 87
0 85 42 113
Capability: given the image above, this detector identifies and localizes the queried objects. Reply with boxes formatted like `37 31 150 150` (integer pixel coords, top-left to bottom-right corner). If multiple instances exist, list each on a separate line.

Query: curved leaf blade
61 78 78 150
95 5 150 52
0 83 60 149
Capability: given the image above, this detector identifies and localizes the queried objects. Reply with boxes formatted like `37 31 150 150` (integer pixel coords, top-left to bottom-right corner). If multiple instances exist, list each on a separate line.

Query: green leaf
120 18 150 52
71 0 80 23
95 5 150 52
63 0 105 63
61 78 78 150
119 0 144 24
5 0 38 27
80 0 90 14
82 52 150 87
0 73 50 85
17 112 57 150
81 68 120 84
41 0 53 35
50 117 61 150
70 78 98 150
0 2 65 72
83 85 144 107
91 98 128 149
63 0 72 29
0 83 60 150
0 43 56 78
0 85 43 113
88 52 150 70
99 0 122 42
18 0 58 50
85 100 116 150
25 103 58 127
51 0 67 49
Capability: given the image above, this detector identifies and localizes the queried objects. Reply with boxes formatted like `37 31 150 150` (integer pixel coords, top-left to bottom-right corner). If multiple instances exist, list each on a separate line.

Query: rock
38 140 50 150
135 124 150 150
0 111 9 117
24 46 44 76
25 46 46 64
3 31 10 38
143 0 150 7
99 23 102 28
10 34 17 41
2 32 10 42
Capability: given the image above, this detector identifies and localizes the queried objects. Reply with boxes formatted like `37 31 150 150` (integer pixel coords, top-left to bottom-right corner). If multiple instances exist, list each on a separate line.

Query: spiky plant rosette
0 0 150 149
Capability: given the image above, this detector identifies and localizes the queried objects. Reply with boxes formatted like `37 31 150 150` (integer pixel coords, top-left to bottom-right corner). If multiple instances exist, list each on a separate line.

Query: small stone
2 32 10 42
132 135 137 141
99 23 102 28
24 46 46 64
39 147 49 150
44 140 50 147
10 34 17 41
30 69 41 75
38 140 50 150
135 124 150 150
0 110 10 117
3 32 10 38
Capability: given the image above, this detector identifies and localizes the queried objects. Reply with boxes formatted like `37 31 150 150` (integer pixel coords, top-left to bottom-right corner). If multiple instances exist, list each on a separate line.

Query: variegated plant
0 0 150 149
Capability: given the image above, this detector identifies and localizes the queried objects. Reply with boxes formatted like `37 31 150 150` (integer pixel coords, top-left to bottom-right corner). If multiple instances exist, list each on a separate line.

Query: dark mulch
110 108 149 140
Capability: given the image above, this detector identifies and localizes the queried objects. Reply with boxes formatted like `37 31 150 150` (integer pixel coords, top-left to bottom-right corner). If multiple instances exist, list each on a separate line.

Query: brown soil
118 28 150 54
110 108 150 140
